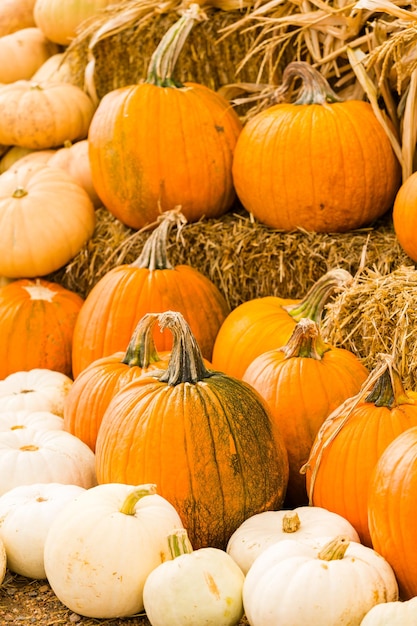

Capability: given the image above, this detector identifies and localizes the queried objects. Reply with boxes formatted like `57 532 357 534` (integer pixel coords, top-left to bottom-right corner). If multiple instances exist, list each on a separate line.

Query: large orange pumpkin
95 311 289 550
393 170 417 262
303 358 417 546
71 209 229 377
242 318 368 506
232 62 401 233
211 268 352 379
368 426 417 599
88 4 242 230
0 161 96 278
0 278 83 378
64 313 171 451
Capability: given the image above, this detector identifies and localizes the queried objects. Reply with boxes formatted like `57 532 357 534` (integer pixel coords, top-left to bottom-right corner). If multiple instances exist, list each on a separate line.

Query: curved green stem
122 313 161 367
119 484 157 515
168 528 194 558
132 208 187 270
275 61 343 105
281 318 331 360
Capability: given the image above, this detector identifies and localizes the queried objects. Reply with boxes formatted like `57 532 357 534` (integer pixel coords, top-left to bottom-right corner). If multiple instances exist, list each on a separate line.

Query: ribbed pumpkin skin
368 427 417 600
212 296 298 379
95 374 289 550
243 345 368 506
305 397 417 546
393 170 417 261
88 82 243 230
72 265 229 377
64 350 171 452
0 279 83 378
233 101 401 232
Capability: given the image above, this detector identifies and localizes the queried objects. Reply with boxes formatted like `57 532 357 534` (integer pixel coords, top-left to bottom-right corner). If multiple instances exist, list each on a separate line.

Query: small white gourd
360 596 417 625
0 369 72 416
143 528 245 626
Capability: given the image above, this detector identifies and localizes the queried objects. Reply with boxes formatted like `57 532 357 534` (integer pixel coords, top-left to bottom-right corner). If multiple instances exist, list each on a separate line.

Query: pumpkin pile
2 0 417 624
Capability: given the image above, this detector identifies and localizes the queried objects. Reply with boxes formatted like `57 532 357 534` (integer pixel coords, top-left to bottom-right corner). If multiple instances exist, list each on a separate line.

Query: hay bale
49 205 412 311
321 265 417 391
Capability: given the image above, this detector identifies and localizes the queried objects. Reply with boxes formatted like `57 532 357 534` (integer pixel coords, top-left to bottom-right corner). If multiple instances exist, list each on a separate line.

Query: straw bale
48 205 411 312
321 265 417 391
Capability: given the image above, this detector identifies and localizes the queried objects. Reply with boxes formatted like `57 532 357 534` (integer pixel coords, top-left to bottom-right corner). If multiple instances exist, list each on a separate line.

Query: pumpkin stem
157 311 212 385
13 186 29 199
280 318 331 360
283 268 352 324
146 4 204 88
274 61 343 105
282 511 301 533
119 483 157 515
132 208 187 271
365 361 415 408
168 528 194 558
317 535 349 561
122 313 161 367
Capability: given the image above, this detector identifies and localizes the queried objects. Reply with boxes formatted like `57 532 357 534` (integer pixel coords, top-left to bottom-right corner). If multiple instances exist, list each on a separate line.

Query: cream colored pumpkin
0 161 96 277
0 80 96 149
44 483 185 618
226 506 360 574
34 0 117 45
0 147 56 173
31 52 75 84
0 27 59 83
143 528 245 626
0 409 63 432
0 428 97 496
0 0 37 37
360 597 417 625
0 369 73 416
0 535 6 584
0 482 85 578
48 140 102 208
243 536 398 626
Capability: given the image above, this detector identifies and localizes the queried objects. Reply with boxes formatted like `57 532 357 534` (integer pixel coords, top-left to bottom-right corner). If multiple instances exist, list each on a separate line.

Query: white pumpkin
360 596 417 624
0 428 96 495
227 506 360 574
0 409 63 432
0 534 6 584
44 483 184 618
243 536 399 626
143 528 245 626
0 482 85 578
0 369 72 416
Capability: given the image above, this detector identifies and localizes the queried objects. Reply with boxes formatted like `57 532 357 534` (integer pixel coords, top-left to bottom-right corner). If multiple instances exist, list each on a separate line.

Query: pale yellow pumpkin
0 0 37 37
0 27 59 83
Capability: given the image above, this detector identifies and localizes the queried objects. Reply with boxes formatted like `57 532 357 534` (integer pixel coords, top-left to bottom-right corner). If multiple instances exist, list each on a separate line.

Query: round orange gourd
232 62 401 233
393 170 417 261
64 314 171 451
242 318 368 506
0 80 96 149
0 161 96 278
368 426 417 599
71 209 229 377
88 5 242 230
211 268 352 379
0 27 59 84
0 278 83 378
303 359 417 546
95 311 289 550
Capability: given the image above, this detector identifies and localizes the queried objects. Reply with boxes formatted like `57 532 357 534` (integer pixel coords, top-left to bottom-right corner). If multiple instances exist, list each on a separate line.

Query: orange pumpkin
368 426 417 599
393 170 417 262
71 209 229 377
303 358 417 546
0 161 96 278
232 62 401 233
88 4 242 230
0 278 83 378
95 311 289 550
64 314 171 451
243 318 368 506
211 268 352 379
0 80 96 149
